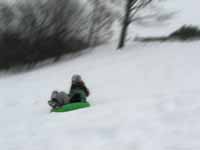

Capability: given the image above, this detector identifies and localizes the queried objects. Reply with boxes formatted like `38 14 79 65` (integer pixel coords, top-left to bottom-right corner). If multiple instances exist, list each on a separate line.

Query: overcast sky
165 0 200 25
132 0 200 36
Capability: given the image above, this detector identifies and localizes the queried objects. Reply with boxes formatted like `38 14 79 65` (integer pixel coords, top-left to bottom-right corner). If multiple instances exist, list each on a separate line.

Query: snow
1 41 200 150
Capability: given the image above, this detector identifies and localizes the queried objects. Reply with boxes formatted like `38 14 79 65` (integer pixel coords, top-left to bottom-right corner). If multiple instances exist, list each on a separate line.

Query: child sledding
48 74 90 112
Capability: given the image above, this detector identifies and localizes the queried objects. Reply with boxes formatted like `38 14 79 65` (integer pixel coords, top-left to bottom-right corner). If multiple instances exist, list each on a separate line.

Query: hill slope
1 41 200 150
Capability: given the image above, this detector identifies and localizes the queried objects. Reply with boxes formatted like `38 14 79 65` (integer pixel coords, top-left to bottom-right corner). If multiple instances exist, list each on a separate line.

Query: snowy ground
1 41 200 150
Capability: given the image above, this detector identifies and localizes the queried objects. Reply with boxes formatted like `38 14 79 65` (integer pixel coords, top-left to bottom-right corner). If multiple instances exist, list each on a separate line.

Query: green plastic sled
51 102 90 112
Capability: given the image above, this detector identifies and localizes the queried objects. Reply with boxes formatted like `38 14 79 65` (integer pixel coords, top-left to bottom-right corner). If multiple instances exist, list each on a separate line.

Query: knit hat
72 74 82 83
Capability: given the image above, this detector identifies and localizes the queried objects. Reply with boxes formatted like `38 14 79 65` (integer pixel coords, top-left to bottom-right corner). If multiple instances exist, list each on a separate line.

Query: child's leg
59 92 70 104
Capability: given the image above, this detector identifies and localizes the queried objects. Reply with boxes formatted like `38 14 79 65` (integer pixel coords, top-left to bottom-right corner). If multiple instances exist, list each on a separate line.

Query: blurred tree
118 0 152 49
88 0 114 47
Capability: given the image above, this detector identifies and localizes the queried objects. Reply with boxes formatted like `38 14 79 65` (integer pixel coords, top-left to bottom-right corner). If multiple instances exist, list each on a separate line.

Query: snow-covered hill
1 41 200 150
0 0 200 149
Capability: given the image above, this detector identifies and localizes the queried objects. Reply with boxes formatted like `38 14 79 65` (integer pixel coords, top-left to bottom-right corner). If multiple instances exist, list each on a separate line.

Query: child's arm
82 82 90 97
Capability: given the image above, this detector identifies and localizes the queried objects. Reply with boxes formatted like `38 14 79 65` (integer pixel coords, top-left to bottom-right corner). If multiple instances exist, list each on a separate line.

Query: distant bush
0 32 89 70
169 25 200 40
0 0 114 70
135 36 168 42
0 0 89 70
135 25 200 43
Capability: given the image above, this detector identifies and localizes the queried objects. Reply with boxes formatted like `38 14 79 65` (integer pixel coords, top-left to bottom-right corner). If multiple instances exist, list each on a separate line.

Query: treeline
0 0 114 70
135 25 200 42
170 25 200 40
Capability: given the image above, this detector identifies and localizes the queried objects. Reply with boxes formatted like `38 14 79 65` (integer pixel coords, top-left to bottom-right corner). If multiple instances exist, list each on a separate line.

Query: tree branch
130 0 152 11
130 14 157 22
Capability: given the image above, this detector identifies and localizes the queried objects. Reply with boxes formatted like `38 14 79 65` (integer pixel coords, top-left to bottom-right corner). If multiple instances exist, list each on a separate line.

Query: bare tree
88 0 114 47
0 3 15 33
117 0 153 49
0 0 92 69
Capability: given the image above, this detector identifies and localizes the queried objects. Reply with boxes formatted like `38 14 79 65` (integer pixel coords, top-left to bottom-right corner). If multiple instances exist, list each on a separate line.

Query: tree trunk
117 0 131 49
117 19 129 49
117 0 137 49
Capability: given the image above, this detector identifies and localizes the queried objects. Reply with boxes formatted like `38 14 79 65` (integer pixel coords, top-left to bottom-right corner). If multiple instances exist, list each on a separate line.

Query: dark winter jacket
69 81 90 103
